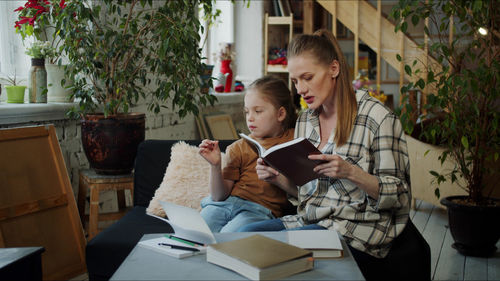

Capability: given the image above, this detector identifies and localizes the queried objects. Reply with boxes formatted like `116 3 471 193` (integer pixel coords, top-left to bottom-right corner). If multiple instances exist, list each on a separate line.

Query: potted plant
391 0 499 257
15 0 74 103
0 72 27 104
55 0 218 174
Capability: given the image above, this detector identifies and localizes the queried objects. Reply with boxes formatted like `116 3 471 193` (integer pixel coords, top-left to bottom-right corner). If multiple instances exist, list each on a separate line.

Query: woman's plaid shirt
281 90 411 258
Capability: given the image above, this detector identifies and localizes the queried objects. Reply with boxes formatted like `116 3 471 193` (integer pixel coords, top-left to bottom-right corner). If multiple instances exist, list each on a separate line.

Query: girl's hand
309 154 353 179
256 158 298 197
255 158 280 184
199 139 221 166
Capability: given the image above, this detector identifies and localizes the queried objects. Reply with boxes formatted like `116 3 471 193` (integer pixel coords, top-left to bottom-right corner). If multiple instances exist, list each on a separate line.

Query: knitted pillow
146 141 226 216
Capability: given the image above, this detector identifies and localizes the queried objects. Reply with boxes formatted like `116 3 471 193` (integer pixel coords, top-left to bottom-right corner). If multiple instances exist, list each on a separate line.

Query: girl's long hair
288 29 357 146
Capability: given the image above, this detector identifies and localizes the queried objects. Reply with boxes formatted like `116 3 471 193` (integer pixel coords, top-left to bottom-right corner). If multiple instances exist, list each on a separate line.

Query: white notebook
287 229 344 258
138 236 206 259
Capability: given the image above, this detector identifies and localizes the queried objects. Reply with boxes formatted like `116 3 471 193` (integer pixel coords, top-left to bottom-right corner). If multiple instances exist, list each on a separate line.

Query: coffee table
0 247 44 280
111 232 364 280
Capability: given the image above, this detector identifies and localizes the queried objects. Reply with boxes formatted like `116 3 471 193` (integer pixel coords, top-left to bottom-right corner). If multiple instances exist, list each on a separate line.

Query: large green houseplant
57 0 218 174
391 0 499 256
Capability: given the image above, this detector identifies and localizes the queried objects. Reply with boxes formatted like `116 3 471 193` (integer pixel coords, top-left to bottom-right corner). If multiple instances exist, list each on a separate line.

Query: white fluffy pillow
146 141 226 216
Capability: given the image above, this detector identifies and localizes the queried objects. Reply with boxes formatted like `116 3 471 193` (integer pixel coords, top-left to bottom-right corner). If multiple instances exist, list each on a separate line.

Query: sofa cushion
146 141 228 216
86 206 173 281
134 140 234 207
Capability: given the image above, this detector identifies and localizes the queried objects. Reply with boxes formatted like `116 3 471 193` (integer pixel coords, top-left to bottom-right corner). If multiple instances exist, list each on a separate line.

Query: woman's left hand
309 154 353 179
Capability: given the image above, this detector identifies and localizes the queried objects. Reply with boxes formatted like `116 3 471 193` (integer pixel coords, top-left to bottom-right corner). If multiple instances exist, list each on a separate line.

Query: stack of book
207 234 314 280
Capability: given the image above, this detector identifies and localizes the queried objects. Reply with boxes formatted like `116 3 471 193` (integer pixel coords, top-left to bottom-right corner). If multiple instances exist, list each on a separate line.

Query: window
200 0 234 67
0 1 31 83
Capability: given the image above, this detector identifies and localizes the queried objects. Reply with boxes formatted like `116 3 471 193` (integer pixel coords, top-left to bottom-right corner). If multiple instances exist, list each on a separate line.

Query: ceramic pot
441 196 500 257
46 64 74 103
29 58 47 103
81 113 146 175
5 85 27 103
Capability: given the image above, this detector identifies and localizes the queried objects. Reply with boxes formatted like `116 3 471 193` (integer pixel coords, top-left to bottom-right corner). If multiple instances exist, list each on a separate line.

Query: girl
198 75 297 233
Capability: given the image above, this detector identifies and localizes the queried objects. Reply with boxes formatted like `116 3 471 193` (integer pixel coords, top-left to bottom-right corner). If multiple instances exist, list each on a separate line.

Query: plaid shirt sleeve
369 110 411 211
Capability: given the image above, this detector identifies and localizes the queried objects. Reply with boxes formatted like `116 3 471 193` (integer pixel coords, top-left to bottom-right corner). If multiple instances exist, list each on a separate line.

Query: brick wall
0 93 246 215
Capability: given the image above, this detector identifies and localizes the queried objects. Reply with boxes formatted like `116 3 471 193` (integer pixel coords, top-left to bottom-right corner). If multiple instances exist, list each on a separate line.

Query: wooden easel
0 125 86 280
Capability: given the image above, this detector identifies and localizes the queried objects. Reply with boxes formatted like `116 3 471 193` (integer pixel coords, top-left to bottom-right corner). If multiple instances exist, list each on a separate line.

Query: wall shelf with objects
263 1 332 109
263 13 293 87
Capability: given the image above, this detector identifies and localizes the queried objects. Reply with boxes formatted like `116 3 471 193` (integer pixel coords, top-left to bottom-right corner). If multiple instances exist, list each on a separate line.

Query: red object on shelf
268 57 287 65
220 60 233 92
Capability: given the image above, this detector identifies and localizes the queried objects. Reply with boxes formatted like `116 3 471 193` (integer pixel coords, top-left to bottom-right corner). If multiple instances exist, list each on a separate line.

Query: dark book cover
240 134 324 186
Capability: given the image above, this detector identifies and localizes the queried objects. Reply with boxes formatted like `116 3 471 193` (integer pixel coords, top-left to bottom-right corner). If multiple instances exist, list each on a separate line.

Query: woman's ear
329 60 340 78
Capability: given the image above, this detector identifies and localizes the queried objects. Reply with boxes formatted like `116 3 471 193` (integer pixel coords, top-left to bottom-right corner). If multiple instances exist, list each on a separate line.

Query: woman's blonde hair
248 75 297 130
288 29 357 146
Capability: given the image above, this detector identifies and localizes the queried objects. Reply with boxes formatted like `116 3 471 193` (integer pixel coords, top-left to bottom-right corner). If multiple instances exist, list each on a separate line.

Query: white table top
111 232 365 280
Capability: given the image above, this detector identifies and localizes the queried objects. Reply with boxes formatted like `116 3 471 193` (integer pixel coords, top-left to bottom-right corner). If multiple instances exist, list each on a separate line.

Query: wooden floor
411 200 500 280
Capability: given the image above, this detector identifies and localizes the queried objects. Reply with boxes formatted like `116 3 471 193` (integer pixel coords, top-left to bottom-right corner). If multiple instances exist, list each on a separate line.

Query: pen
165 235 205 247
158 243 200 252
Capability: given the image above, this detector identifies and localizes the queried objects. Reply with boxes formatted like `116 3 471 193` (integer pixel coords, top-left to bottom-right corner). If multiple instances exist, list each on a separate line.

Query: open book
239 133 324 186
287 229 344 259
147 201 216 245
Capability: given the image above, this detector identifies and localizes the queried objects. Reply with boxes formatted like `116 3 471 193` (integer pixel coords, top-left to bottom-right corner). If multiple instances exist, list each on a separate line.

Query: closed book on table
287 229 344 258
207 234 314 280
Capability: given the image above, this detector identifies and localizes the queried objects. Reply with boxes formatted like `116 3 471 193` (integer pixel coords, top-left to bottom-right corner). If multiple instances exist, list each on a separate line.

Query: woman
239 29 430 281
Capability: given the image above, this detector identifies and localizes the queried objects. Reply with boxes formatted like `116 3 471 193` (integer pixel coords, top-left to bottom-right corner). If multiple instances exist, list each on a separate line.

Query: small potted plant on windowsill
391 0 499 257
0 72 27 104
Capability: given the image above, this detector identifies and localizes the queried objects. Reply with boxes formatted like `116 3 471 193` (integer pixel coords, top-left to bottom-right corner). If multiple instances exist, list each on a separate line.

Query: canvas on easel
0 125 86 280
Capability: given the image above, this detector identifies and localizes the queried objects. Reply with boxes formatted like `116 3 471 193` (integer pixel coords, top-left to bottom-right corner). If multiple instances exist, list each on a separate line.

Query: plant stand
77 169 134 240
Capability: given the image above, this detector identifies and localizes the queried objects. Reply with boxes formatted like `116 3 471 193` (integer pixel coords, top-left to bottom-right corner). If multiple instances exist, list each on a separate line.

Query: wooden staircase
317 0 442 103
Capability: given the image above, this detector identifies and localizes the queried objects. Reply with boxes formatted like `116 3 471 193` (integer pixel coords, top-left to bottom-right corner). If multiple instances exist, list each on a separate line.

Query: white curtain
0 1 31 85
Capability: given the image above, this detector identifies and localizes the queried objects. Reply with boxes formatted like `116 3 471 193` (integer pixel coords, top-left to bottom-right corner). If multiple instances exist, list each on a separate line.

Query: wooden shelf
266 64 288 73
268 15 294 25
264 13 293 90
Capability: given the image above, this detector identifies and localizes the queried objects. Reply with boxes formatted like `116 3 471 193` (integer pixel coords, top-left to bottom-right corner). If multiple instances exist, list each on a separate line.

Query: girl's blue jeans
200 196 275 233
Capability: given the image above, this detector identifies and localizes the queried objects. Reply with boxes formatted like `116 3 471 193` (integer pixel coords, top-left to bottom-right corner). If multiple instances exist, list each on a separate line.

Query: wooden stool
77 169 134 240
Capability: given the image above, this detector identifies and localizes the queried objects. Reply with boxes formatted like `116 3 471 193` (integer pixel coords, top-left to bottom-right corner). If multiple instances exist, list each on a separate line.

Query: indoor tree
391 0 499 257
